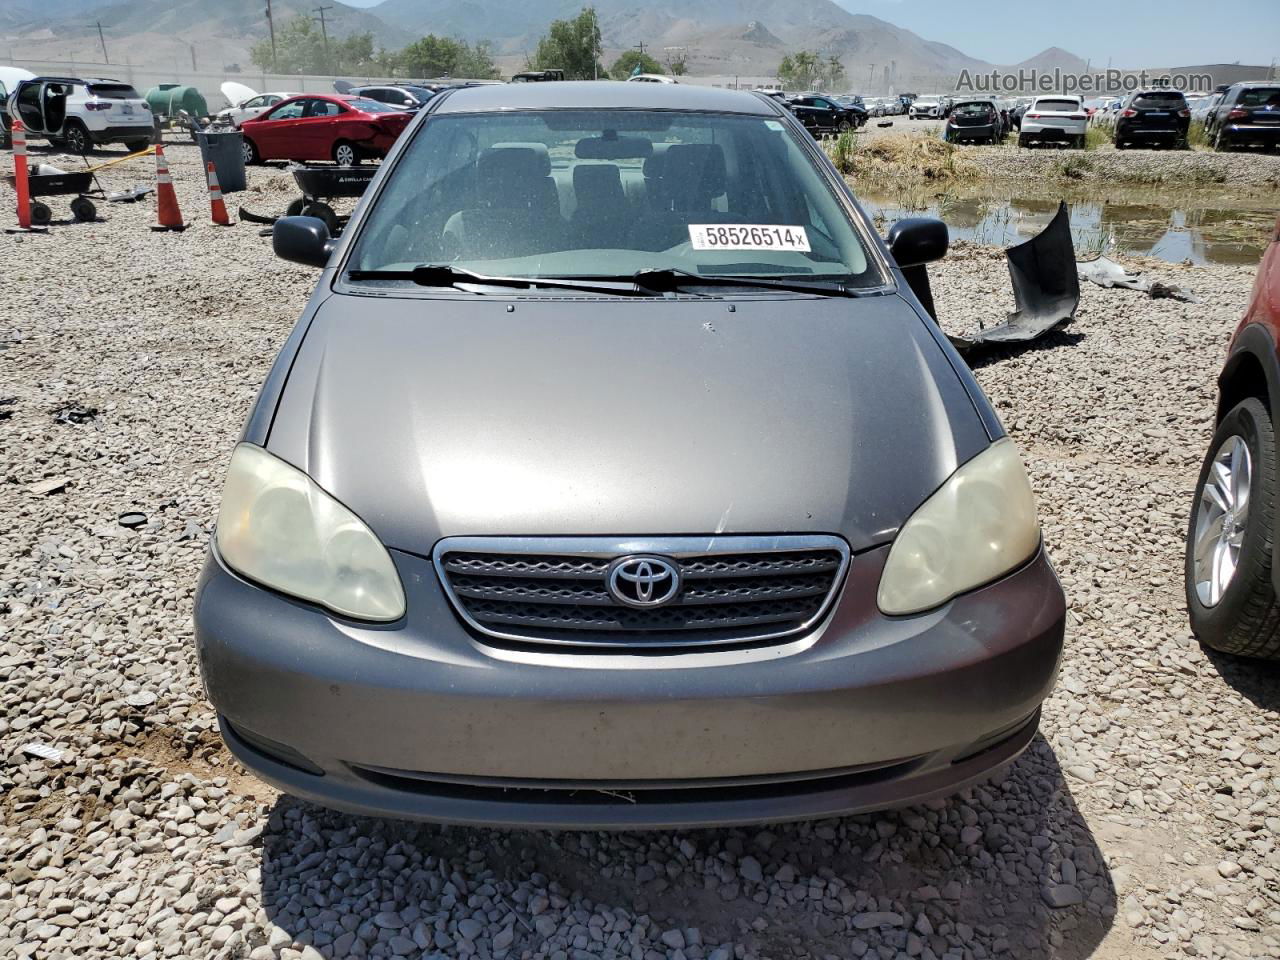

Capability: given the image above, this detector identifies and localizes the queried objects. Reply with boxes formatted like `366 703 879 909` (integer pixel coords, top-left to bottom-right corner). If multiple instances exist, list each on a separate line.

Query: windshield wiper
630 267 856 297
346 264 659 296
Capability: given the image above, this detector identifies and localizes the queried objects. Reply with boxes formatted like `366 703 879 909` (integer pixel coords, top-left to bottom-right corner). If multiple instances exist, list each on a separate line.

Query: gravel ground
0 142 1278 960
856 117 1280 187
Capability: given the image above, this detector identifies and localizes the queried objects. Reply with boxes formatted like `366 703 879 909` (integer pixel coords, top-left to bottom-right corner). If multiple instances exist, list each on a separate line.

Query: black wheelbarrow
5 166 105 225
283 164 377 234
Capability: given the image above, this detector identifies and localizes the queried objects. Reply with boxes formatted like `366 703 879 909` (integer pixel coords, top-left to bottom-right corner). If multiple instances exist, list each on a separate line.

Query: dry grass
826 131 981 185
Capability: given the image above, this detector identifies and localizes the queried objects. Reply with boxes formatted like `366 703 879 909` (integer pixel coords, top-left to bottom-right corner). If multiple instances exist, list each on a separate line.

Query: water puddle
858 186 1277 265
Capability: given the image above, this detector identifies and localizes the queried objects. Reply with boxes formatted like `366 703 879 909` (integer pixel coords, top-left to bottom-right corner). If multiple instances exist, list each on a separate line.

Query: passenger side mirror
273 216 333 268
886 217 948 268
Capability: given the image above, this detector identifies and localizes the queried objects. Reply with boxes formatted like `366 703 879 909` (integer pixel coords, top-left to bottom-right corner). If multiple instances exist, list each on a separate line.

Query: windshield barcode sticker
689 224 811 252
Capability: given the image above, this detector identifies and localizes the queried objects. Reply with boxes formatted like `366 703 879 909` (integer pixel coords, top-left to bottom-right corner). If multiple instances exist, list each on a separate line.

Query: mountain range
0 0 1090 90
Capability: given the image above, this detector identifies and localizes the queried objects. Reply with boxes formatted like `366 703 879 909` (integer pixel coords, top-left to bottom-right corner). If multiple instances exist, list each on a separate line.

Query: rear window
349 98 399 113
1238 88 1280 107
1132 91 1186 108
954 101 993 114
1034 98 1080 112
88 83 140 100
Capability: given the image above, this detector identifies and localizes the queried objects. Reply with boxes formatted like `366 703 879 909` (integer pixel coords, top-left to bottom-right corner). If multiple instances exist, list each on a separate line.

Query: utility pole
95 21 109 63
868 63 875 90
265 0 278 73
635 41 647 55
313 5 335 73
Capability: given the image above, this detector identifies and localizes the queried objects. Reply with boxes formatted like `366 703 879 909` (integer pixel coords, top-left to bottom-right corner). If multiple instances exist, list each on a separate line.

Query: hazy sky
342 0 1279 68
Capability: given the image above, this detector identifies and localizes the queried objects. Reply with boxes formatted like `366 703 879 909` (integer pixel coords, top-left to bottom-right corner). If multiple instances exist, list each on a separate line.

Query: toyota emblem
607 555 682 608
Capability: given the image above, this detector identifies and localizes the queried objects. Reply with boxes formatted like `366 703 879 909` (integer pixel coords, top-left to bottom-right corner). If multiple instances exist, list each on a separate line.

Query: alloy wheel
1192 434 1252 607
335 143 356 166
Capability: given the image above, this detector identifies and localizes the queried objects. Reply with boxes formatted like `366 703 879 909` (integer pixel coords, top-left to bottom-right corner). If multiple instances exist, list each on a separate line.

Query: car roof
433 80 775 116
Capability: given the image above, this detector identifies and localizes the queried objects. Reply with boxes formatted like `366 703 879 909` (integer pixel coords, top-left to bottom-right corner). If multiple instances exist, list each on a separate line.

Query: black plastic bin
195 129 247 193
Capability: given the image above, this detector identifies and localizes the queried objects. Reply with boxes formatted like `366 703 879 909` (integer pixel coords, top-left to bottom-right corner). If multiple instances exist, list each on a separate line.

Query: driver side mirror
886 217 948 267
273 216 333 268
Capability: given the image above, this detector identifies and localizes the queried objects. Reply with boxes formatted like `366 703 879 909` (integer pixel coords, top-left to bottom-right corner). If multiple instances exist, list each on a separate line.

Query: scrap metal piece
1077 255 1199 302
237 206 279 226
106 185 152 203
950 201 1080 352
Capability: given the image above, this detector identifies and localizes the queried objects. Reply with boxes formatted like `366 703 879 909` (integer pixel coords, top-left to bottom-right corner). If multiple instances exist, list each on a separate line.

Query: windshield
348 109 880 287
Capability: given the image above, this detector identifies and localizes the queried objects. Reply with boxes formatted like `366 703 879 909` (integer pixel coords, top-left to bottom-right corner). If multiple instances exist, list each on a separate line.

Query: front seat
442 145 566 260
630 144 734 252
567 164 626 250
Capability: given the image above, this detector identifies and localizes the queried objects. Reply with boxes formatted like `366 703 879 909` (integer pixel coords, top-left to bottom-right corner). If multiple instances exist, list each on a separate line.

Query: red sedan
239 94 412 166
1186 214 1280 660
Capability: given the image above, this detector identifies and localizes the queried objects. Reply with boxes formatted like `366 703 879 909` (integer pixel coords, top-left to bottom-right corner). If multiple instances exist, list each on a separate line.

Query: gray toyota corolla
195 82 1065 829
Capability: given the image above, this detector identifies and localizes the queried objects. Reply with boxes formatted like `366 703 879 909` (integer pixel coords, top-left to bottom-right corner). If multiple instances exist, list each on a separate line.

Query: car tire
124 138 151 154
1186 397 1280 660
242 137 260 165
1214 130 1233 152
1017 134 1028 148
63 121 92 155
332 141 359 166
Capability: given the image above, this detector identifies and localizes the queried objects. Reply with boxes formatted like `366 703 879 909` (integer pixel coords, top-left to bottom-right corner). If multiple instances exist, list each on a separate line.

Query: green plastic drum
144 84 208 119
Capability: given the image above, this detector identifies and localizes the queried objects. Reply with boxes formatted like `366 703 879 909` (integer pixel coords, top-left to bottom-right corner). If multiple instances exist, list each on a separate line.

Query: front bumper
195 543 1065 828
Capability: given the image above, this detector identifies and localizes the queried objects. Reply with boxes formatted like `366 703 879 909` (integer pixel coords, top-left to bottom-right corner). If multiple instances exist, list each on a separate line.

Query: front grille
433 535 850 650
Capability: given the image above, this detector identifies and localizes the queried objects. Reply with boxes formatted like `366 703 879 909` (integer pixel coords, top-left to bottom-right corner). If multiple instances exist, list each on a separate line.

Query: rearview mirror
886 217 948 268
273 216 333 268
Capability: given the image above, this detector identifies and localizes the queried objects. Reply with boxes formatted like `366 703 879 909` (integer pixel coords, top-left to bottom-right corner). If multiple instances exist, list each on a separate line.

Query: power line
265 0 278 72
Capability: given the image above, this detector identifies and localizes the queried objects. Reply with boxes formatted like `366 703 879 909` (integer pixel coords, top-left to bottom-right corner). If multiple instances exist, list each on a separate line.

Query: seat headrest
642 142 672 179
484 142 552 178
573 163 623 195
660 144 727 205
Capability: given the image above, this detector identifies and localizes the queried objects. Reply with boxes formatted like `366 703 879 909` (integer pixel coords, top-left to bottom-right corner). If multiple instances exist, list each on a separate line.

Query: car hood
221 81 257 107
265 291 993 554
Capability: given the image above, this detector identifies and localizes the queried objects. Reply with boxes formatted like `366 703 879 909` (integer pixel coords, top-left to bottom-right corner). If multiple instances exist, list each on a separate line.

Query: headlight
215 443 405 621
878 439 1041 616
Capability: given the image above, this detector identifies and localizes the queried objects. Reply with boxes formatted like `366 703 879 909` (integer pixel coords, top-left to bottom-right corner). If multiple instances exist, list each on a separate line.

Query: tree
531 7 603 80
665 50 688 76
396 35 499 79
824 55 847 91
777 50 847 92
778 51 821 91
249 15 376 75
609 49 663 81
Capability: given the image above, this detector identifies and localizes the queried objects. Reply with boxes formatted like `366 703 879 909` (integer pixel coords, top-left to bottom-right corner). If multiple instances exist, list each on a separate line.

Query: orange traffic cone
5 119 46 234
206 161 231 226
150 144 185 232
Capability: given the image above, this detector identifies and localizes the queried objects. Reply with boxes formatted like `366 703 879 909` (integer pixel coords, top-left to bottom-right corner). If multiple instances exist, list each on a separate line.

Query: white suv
7 76 152 153
910 97 941 119
1018 95 1087 148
